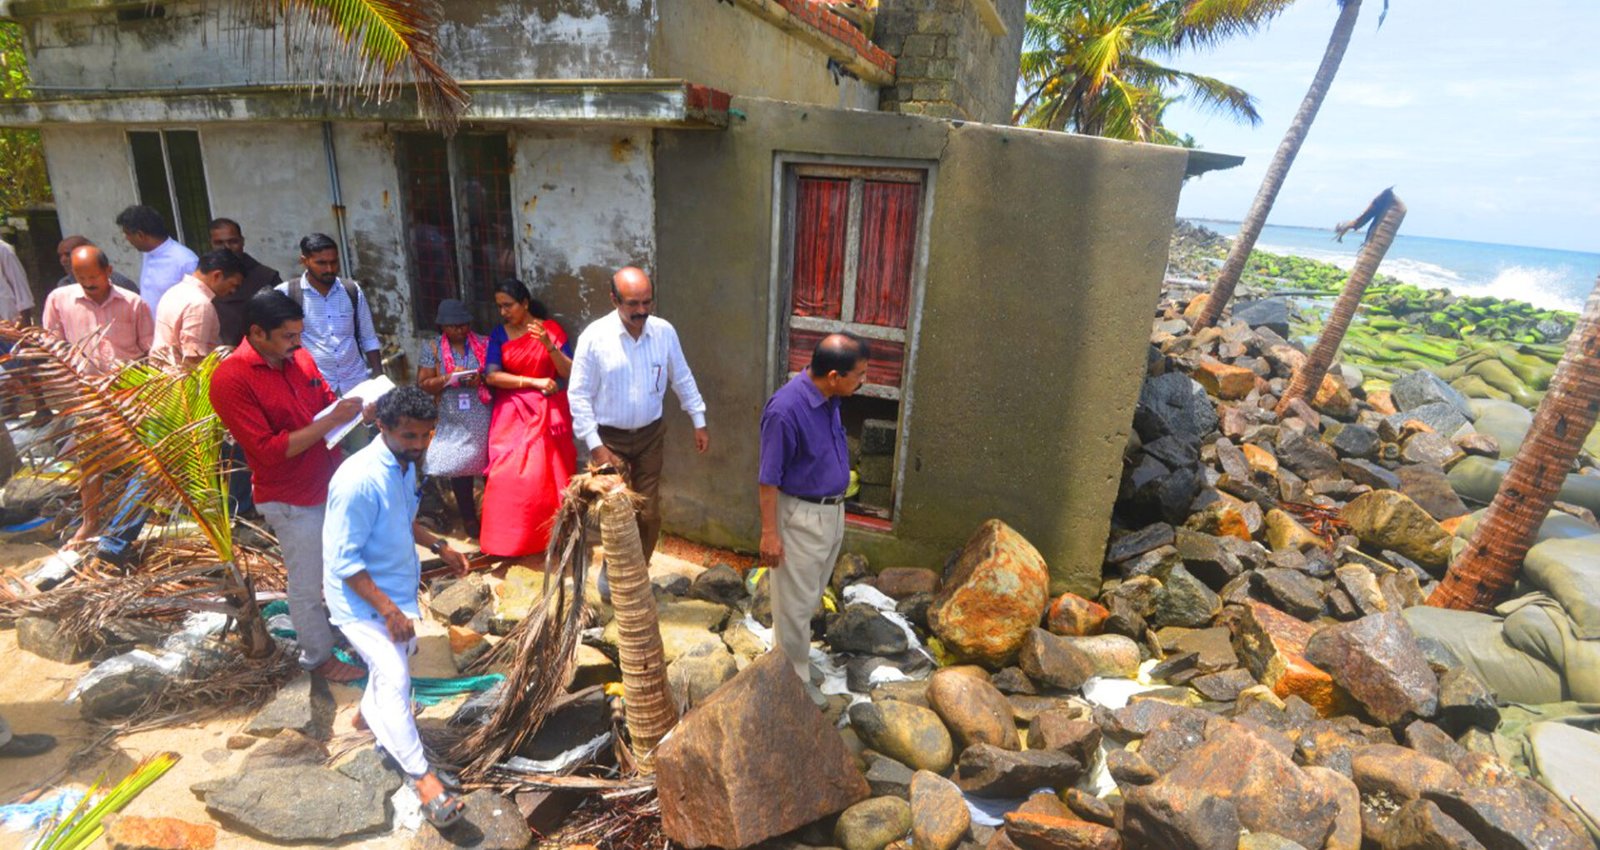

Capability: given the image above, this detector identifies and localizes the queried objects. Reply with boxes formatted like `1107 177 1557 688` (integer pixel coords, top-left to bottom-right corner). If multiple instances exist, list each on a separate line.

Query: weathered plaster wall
508 126 656 333
654 98 1188 595
39 120 412 337
18 0 655 91
875 0 1026 124
653 0 879 111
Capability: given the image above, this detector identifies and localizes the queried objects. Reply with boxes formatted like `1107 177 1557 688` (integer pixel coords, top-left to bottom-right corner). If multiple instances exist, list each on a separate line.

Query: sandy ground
0 535 722 850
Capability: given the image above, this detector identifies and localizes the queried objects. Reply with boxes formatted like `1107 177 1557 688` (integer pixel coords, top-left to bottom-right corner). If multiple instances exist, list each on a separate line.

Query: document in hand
314 374 397 447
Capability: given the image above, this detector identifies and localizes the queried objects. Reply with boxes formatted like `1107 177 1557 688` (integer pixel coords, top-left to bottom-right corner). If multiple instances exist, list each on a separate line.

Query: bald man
758 333 871 683
56 236 137 293
567 267 708 563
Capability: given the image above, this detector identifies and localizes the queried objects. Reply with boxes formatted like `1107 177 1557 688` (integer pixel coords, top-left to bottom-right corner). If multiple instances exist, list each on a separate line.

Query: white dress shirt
274 274 380 395
137 237 199 320
568 311 707 451
0 239 33 322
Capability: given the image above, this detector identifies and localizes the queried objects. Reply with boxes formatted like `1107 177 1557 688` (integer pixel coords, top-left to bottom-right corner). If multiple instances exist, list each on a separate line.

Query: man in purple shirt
758 332 870 683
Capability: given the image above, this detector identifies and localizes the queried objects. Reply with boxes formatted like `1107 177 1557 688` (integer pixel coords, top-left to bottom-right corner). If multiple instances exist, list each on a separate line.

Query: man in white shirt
274 233 382 396
0 238 34 325
568 267 709 562
116 205 198 320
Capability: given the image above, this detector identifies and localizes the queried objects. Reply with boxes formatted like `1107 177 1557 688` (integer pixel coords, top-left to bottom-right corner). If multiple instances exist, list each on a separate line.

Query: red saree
479 321 577 558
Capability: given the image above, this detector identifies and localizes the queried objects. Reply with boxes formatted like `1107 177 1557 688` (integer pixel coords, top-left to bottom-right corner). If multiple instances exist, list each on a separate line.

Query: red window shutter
791 177 850 319
789 327 906 389
854 180 921 328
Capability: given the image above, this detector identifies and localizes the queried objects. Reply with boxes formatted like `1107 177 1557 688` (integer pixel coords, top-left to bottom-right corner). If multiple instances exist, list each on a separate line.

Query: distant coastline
1186 218 1598 313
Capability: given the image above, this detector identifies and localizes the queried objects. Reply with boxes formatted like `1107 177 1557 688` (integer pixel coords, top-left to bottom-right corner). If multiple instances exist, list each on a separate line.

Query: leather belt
788 493 847 506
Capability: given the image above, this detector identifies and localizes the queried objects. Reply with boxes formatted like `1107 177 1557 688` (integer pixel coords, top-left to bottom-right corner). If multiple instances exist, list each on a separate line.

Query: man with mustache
323 385 468 827
568 266 709 566
209 290 365 682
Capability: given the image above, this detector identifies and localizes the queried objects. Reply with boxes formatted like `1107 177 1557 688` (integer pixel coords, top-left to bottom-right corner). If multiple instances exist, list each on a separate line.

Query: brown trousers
598 418 666 562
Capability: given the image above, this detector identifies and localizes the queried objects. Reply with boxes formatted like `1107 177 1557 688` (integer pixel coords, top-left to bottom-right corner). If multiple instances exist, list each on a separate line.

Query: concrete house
0 0 1238 593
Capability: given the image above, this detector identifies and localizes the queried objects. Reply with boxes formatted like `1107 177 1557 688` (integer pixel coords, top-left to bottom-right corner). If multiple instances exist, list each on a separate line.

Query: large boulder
407 790 533 850
656 652 870 848
928 520 1050 667
1229 600 1339 716
244 673 336 741
1341 491 1453 571
1304 613 1439 726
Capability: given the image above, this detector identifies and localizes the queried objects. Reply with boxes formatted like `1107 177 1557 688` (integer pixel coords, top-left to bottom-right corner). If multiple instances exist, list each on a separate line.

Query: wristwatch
429 539 448 555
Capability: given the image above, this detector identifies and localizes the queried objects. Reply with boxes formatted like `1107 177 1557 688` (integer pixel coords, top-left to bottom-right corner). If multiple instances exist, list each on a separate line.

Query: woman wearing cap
415 298 492 537
479 279 576 565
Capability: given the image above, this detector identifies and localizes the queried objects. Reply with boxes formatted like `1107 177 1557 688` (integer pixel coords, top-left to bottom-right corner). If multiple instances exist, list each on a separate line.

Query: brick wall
874 0 1025 125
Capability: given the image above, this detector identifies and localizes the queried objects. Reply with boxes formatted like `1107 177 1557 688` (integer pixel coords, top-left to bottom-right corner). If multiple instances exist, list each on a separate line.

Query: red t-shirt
210 342 341 507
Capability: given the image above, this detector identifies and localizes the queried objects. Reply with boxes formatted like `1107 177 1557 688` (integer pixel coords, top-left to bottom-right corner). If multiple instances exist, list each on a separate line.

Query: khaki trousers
771 493 845 682
597 418 666 562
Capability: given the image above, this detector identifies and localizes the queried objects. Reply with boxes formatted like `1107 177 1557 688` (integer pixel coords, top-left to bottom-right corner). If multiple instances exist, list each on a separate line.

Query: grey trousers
770 494 845 682
259 501 336 670
0 711 11 748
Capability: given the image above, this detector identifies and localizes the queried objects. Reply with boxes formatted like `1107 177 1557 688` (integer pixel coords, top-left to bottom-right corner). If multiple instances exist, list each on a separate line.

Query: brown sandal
313 657 366 683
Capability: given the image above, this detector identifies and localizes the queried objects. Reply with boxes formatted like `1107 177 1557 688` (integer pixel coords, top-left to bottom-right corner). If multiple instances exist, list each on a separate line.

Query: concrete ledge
1184 149 1247 178
0 79 732 128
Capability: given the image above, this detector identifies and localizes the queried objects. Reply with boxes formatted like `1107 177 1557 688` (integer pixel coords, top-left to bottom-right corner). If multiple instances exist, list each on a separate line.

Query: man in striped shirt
274 233 382 395
568 267 708 562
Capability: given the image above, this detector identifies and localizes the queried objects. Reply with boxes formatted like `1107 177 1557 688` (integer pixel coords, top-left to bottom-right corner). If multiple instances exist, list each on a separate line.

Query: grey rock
1304 613 1440 726
1385 403 1470 440
1120 545 1182 581
1173 530 1244 589
1251 568 1326 620
952 743 1082 797
1192 668 1258 702
245 673 335 741
667 643 739 709
1391 371 1474 422
336 747 405 797
689 563 749 607
1144 435 1201 470
827 604 910 655
1134 373 1219 444
200 766 388 843
1435 667 1498 735
427 576 490 626
16 616 90 663
1017 629 1098 691
1233 299 1291 337
833 552 873 594
77 662 170 721
1401 432 1460 467
1149 564 1221 629
1330 424 1381 460
409 790 533 850
1276 427 1343 481
1341 458 1401 493
864 754 915 800
244 730 330 770
1396 464 1470 521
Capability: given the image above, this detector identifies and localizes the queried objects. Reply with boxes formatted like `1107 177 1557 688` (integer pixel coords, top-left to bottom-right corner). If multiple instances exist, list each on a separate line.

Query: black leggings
450 476 479 533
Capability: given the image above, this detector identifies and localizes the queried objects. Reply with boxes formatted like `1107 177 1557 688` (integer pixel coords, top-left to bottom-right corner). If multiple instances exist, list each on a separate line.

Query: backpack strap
342 278 376 352
288 276 303 306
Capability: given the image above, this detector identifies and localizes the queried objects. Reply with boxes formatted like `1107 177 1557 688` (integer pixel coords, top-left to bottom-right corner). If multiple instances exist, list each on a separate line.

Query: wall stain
611 137 635 162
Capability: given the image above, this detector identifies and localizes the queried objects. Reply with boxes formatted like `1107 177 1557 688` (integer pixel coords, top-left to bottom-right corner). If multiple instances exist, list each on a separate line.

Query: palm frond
1124 54 1260 125
1175 0 1296 48
242 0 469 132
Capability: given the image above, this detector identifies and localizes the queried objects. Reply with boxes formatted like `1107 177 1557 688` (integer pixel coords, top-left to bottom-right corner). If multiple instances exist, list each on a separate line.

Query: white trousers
770 494 845 682
339 618 428 777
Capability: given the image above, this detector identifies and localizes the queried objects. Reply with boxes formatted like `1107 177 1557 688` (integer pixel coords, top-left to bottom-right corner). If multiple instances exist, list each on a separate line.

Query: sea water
1192 219 1600 313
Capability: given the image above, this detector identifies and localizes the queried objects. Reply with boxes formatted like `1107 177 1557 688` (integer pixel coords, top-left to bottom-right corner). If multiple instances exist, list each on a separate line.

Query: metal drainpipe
321 122 353 273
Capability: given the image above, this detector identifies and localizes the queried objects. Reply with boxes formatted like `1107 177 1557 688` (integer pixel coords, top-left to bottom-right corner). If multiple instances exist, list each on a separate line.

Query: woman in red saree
480 279 577 563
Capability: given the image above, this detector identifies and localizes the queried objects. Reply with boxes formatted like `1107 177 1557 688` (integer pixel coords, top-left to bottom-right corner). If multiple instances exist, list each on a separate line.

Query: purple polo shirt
759 373 850 499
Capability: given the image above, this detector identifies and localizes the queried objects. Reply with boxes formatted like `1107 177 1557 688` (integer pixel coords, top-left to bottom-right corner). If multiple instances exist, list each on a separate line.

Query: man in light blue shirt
116 205 197 320
323 385 469 827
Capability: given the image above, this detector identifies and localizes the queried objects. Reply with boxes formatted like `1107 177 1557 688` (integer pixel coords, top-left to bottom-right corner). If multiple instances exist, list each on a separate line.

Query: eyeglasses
618 298 653 309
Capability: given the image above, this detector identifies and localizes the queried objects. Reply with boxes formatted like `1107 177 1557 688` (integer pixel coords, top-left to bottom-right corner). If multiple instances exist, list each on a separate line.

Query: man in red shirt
210 290 364 681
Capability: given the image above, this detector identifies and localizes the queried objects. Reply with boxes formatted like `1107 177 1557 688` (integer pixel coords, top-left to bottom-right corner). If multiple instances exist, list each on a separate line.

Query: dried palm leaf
454 473 603 779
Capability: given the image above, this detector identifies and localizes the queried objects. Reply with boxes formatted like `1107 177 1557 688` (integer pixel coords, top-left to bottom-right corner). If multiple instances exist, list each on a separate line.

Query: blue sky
1165 0 1599 253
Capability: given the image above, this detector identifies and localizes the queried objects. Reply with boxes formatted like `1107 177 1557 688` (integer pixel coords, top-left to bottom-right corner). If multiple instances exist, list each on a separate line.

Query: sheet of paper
444 369 476 387
314 374 396 447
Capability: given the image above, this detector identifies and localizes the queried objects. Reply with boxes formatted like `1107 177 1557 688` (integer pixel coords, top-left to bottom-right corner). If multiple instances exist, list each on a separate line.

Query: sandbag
1525 536 1600 639
1403 605 1564 705
1448 456 1600 517
1452 508 1600 546
1526 721 1600 841
1467 398 1533 458
1450 374 1511 402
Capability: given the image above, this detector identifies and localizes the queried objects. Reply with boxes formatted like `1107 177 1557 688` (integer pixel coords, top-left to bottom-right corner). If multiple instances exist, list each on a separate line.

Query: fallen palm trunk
459 472 675 778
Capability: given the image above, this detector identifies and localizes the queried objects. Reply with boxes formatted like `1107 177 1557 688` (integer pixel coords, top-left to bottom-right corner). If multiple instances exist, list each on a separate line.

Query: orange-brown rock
106 816 217 850
1003 812 1121 850
446 625 484 654
1228 600 1341 716
1046 593 1108 637
656 652 869 848
1194 359 1257 401
928 520 1050 667
1368 390 1398 416
1314 374 1356 417
1241 443 1279 476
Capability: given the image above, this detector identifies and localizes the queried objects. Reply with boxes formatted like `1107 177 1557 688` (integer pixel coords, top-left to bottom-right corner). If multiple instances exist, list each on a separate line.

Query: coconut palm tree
240 0 469 130
1193 0 1384 329
1014 0 1296 142
1275 188 1404 413
0 326 273 656
1428 277 1600 612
